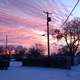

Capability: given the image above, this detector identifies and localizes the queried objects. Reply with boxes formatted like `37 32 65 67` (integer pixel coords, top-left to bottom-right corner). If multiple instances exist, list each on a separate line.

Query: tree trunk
71 53 74 65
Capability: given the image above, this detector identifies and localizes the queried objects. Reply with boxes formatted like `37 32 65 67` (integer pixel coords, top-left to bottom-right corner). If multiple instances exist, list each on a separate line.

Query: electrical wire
61 0 80 27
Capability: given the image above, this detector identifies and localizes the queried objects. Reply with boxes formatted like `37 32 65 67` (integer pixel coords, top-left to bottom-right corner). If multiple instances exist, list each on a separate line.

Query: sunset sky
0 0 80 53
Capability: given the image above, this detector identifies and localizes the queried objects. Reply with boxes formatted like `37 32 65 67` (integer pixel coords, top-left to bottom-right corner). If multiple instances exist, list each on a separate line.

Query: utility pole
43 11 51 57
5 35 8 54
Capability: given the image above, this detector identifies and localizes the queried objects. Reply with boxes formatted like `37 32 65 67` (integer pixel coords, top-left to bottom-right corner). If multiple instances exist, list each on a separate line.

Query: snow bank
0 61 80 80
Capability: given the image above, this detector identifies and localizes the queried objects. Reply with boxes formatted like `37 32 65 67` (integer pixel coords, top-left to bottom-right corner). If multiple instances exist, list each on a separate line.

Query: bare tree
51 17 80 65
63 18 80 65
29 43 45 57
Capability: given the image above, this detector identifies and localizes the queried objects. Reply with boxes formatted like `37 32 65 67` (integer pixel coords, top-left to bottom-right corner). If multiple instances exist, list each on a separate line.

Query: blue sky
61 0 80 17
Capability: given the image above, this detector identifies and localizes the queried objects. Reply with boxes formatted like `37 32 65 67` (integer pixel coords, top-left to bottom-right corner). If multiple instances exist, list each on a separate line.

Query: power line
61 0 80 27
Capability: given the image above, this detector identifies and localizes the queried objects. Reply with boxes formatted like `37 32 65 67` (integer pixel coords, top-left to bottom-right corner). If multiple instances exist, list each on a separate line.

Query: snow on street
0 61 80 80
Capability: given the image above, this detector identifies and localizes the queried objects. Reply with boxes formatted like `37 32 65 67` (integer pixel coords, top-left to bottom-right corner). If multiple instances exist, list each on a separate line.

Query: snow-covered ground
0 61 80 80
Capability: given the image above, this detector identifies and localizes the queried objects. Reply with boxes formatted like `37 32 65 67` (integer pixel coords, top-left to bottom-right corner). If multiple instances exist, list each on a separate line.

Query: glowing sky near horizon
0 0 80 52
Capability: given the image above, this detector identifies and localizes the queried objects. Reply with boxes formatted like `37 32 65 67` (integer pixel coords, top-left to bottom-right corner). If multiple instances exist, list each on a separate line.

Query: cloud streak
0 0 73 51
